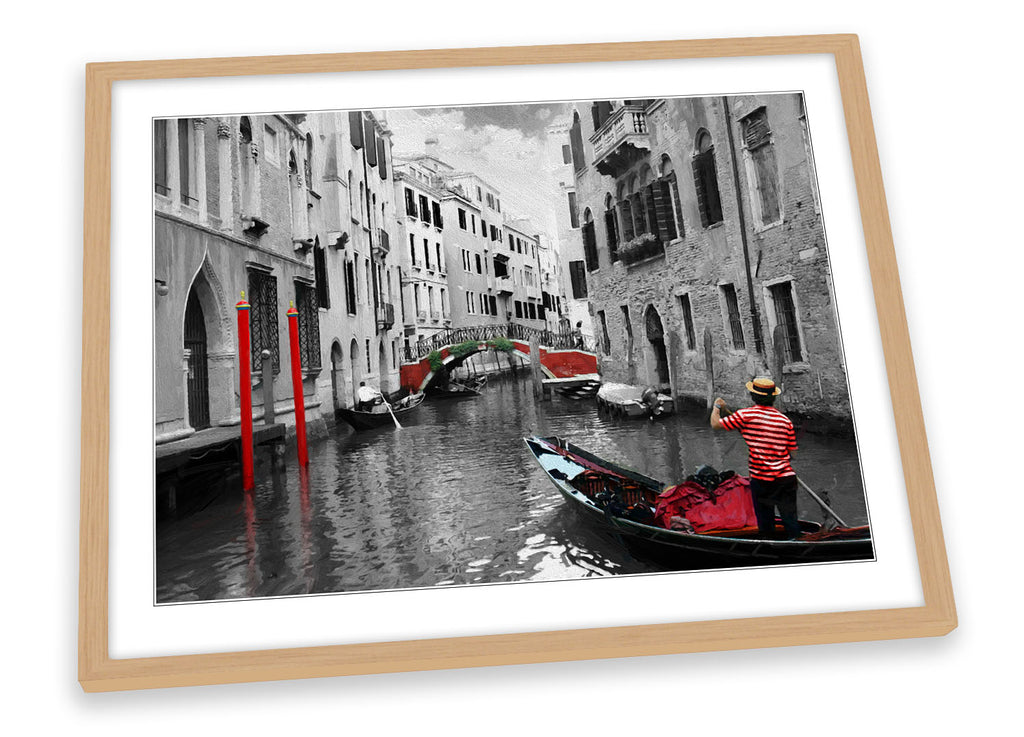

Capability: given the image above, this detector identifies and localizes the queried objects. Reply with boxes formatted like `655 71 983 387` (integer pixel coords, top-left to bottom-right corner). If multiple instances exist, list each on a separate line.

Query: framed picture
80 34 955 692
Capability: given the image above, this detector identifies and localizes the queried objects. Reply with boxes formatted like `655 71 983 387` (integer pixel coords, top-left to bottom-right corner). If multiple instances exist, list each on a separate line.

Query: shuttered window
582 220 599 272
247 269 280 373
404 188 417 217
364 119 377 166
345 260 357 315
720 284 745 350
432 201 443 229
314 245 330 309
569 260 588 299
349 111 364 149
604 206 619 262
418 195 430 225
679 294 695 350
692 131 724 227
769 282 804 363
567 191 579 229
377 136 387 179
295 282 321 371
154 120 168 195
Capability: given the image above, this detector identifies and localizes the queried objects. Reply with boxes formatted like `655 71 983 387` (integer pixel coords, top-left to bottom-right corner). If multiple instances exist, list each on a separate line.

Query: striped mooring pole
236 292 255 490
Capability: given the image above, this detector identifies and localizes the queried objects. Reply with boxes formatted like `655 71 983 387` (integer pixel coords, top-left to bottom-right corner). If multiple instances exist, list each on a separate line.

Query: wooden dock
156 423 286 476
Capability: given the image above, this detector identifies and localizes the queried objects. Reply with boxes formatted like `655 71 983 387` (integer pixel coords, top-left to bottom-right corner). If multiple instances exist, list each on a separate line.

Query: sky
381 102 571 241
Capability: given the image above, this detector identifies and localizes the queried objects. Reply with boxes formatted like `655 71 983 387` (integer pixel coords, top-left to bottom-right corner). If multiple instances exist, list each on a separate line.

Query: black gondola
524 435 873 567
336 392 425 431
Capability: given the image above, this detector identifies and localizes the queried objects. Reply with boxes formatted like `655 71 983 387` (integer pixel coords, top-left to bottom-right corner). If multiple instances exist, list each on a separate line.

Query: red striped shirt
719 405 797 480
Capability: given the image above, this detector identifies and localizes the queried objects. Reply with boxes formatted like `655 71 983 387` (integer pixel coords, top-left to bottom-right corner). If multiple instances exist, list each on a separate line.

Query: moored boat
524 435 873 566
336 392 425 431
596 382 674 419
427 380 482 399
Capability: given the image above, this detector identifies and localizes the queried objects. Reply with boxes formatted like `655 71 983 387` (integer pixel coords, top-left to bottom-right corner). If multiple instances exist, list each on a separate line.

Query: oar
378 391 402 430
796 477 847 527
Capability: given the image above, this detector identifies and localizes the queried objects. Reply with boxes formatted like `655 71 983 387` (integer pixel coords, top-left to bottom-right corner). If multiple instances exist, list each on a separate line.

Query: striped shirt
719 405 797 480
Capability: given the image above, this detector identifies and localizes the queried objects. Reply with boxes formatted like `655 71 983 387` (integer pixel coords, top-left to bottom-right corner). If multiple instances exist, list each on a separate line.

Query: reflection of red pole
286 302 308 466
236 293 254 490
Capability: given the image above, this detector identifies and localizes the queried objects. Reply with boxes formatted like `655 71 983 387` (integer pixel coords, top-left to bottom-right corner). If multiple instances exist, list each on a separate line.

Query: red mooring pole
236 292 255 490
286 302 309 466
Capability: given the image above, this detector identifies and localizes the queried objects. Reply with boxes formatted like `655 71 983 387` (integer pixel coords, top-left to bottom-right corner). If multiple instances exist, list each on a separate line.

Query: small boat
547 373 601 400
427 380 482 400
524 435 873 567
336 392 425 431
596 382 674 419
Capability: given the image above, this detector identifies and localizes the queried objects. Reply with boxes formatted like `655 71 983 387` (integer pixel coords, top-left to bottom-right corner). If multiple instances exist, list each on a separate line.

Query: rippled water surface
156 377 868 603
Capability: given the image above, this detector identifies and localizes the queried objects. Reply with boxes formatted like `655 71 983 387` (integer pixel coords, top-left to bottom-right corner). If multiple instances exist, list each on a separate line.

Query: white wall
3 1 1018 733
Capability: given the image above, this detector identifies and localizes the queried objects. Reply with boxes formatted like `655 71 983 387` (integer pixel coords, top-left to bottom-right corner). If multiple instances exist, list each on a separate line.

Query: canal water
156 375 868 603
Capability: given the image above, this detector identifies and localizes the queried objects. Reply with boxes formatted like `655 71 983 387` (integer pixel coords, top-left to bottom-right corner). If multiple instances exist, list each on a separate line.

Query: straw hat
746 376 781 396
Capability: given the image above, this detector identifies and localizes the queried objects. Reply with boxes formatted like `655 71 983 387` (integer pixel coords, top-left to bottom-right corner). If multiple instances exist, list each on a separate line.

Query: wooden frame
80 34 955 692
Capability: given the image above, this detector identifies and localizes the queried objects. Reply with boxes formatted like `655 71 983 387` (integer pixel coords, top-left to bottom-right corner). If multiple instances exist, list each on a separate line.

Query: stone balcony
589 104 651 177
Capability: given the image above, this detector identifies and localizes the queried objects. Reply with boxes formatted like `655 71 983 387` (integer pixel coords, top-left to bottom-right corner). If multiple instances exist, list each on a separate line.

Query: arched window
603 193 619 262
692 128 723 226
617 181 635 243
659 155 684 239
569 112 585 173
581 208 598 272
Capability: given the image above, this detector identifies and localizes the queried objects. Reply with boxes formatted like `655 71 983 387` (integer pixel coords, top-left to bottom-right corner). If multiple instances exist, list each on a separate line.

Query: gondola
427 380 482 400
524 435 873 567
336 392 425 431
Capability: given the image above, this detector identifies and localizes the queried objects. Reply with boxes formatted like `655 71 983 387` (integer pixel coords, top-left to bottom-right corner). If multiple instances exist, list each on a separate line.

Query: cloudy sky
382 102 571 240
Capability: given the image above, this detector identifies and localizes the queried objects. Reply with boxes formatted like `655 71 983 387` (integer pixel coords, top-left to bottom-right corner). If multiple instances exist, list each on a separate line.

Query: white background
1 1 1018 734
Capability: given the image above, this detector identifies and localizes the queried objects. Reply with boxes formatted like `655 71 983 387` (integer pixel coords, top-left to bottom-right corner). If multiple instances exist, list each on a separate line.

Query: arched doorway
330 341 344 411
349 338 361 406
184 289 210 429
644 305 670 387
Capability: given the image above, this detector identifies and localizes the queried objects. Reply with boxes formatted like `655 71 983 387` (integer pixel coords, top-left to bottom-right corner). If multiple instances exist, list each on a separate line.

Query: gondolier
710 377 801 539
356 381 381 411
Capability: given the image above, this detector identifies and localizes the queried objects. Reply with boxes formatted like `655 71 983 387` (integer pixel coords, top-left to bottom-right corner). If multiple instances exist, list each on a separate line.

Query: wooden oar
378 391 402 430
796 477 847 527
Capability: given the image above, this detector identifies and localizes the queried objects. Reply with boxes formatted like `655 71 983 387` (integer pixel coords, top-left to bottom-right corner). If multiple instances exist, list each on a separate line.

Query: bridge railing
401 322 596 363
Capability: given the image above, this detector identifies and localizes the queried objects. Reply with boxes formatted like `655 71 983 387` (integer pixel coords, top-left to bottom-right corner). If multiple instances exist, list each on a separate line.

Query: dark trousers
749 476 801 539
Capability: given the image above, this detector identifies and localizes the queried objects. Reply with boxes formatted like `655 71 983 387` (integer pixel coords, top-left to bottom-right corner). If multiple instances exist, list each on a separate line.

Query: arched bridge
400 323 598 393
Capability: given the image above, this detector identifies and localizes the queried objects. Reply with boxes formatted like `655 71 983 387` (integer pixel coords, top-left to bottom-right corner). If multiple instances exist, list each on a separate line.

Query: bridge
399 323 599 393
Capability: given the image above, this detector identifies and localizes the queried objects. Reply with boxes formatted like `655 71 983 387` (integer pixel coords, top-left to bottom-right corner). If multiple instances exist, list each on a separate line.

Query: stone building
393 153 452 351
568 94 849 424
154 108 403 444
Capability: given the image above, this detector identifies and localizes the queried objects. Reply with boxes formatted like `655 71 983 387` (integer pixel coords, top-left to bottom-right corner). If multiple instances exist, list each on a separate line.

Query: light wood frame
80 34 955 692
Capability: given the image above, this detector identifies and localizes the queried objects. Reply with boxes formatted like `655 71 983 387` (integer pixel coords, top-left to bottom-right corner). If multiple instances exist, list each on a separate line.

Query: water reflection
156 376 867 603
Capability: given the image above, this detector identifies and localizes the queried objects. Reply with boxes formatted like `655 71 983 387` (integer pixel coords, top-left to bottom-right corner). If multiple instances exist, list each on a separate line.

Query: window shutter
666 172 684 237
692 157 709 228
364 119 377 166
349 111 364 149
582 222 599 272
653 179 676 242
604 208 619 262
742 109 771 148
377 137 387 179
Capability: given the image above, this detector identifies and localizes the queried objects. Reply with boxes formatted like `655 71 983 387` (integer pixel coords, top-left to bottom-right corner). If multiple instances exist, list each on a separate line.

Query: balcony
375 228 390 256
376 302 395 331
495 275 514 295
589 104 651 178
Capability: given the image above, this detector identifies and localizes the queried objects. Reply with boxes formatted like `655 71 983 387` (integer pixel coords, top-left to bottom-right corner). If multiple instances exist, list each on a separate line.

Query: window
561 143 572 165
177 119 195 206
489 295 497 315
768 281 804 364
418 194 431 225
294 282 321 371
349 111 364 149
678 294 695 350
471 213 476 232
476 186 482 201
603 193 619 262
567 191 579 229
597 310 611 355
345 260 357 315
508 233 515 251
582 209 599 272
568 260 588 299
423 238 431 269
436 243 443 272
305 133 314 188
514 301 522 318
409 234 417 266
475 253 482 274
153 120 168 195
720 284 745 350
486 192 494 209
314 244 330 309
480 218 487 237
569 112 585 172
458 208 467 229
364 119 377 167
591 101 613 131
263 125 279 166
247 269 280 373
466 291 476 314
377 136 388 179
658 156 684 240
441 288 448 317
365 338 371 373
528 303 537 320
692 130 724 227
621 305 633 343
404 188 417 217
413 284 421 314
742 109 781 226
490 225 498 242
432 201 443 229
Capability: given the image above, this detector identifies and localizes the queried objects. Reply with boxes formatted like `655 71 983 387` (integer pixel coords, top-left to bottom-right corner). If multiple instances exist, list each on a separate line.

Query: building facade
154 108 403 444
569 94 849 422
